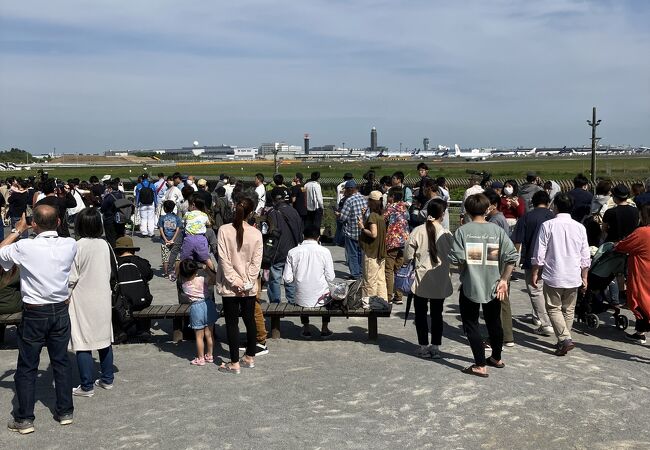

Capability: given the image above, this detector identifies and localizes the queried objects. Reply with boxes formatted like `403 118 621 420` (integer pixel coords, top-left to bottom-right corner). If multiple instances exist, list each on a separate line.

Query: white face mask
504 187 514 196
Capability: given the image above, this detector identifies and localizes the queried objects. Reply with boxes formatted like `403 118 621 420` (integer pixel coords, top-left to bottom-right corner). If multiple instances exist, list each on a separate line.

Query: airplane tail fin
454 144 461 156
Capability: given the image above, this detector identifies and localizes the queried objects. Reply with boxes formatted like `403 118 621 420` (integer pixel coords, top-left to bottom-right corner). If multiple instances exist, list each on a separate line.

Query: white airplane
494 147 536 157
451 144 494 161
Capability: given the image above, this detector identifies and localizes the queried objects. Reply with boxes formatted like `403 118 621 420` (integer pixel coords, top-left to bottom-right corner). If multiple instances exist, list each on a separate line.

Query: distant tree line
0 148 36 163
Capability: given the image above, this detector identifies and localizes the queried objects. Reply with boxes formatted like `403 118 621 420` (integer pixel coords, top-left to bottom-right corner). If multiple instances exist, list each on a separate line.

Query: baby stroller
575 243 629 330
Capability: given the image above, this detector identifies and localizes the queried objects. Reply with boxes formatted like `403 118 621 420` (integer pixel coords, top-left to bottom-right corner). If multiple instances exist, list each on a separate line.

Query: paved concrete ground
1 234 649 449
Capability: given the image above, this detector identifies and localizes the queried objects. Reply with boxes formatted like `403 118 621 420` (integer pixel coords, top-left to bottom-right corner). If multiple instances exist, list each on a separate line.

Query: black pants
104 221 126 247
301 315 330 326
222 296 256 362
459 288 503 366
306 208 323 231
635 310 650 333
414 296 444 346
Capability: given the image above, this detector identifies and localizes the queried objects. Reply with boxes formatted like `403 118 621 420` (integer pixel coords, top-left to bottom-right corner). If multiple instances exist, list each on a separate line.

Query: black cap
343 172 354 180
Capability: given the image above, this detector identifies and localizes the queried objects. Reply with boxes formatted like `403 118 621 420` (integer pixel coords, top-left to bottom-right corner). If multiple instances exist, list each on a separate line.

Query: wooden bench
262 303 392 341
0 303 393 344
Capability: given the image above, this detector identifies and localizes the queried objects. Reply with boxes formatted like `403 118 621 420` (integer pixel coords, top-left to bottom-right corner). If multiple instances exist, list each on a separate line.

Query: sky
0 0 649 154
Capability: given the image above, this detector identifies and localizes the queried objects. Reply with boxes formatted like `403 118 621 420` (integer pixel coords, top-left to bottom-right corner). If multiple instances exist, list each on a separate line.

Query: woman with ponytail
216 197 263 374
404 199 453 359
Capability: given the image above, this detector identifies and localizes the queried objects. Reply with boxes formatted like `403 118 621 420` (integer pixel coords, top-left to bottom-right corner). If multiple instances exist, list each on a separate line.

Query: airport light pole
587 106 601 188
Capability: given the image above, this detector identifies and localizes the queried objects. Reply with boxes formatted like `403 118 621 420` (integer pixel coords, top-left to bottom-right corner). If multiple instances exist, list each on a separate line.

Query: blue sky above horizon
0 0 648 153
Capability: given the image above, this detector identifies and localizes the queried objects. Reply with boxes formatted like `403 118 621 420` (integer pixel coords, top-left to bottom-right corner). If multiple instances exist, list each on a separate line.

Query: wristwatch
11 228 22 235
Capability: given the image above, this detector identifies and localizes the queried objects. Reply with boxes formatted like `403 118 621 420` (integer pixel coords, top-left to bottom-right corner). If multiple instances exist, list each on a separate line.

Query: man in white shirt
283 225 335 338
163 176 183 214
223 176 236 206
153 172 168 222
460 175 485 224
254 173 266 215
66 179 86 229
336 173 354 205
0 206 78 433
531 193 591 356
304 171 324 231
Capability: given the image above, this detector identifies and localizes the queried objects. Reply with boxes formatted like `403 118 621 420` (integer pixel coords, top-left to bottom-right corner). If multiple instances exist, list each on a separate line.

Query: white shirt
255 184 266 214
336 181 346 205
0 231 77 305
154 179 168 203
305 181 324 212
460 185 484 216
164 185 184 213
67 189 86 216
224 184 235 205
283 240 335 307
531 213 591 288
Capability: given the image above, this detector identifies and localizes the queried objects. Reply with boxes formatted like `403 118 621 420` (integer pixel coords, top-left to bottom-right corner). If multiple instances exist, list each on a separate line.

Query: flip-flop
462 365 489 378
239 358 255 369
486 357 505 368
218 363 241 374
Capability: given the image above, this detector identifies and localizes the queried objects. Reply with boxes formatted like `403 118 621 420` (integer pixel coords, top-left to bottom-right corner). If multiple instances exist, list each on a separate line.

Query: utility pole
587 107 601 188
273 148 279 174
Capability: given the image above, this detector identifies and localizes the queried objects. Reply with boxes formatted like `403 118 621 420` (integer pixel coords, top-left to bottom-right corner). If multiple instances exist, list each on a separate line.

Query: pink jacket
216 223 263 297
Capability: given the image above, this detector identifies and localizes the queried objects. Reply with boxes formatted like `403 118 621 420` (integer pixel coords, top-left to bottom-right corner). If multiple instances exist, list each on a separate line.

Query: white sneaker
255 343 269 356
72 386 94 397
532 317 542 327
534 326 554 336
94 379 114 390
504 341 515 347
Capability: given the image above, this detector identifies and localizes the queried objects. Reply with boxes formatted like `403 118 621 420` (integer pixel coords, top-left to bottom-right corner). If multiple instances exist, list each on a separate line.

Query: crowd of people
0 167 649 434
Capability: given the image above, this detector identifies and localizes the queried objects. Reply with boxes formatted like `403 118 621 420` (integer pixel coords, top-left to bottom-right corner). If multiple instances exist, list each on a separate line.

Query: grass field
3 155 649 183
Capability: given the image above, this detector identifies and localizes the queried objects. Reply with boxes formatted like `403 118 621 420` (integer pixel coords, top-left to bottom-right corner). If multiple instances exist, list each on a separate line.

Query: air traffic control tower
370 127 377 153
304 133 310 155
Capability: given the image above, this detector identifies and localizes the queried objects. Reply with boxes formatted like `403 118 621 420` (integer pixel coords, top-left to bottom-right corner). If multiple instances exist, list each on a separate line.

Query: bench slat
143 305 164 316
159 305 176 317
174 304 190 317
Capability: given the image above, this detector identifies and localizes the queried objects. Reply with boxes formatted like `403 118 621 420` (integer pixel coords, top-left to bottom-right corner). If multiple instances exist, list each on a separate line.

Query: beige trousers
362 255 388 302
543 285 578 342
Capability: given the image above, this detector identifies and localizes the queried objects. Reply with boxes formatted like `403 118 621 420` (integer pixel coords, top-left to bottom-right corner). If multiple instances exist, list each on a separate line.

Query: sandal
218 363 241 374
461 365 489 378
486 357 505 368
190 357 205 366
204 354 214 363
239 357 255 369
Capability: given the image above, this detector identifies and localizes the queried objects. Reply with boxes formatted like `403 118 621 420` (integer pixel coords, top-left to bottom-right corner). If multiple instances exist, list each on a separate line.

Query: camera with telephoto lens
465 169 491 188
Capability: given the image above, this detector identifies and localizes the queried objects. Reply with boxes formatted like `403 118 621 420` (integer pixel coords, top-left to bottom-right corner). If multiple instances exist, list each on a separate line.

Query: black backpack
139 184 155 205
115 260 153 311
111 194 134 224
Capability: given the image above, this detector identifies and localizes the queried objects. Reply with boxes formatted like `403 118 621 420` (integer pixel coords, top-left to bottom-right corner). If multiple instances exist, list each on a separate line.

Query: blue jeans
14 302 73 422
345 236 363 279
334 219 345 247
267 262 295 303
76 347 114 391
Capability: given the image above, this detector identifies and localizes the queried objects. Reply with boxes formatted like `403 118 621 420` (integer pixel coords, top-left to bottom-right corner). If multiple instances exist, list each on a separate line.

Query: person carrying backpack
211 186 232 233
135 173 157 237
112 236 154 343
264 187 303 303
100 180 130 247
